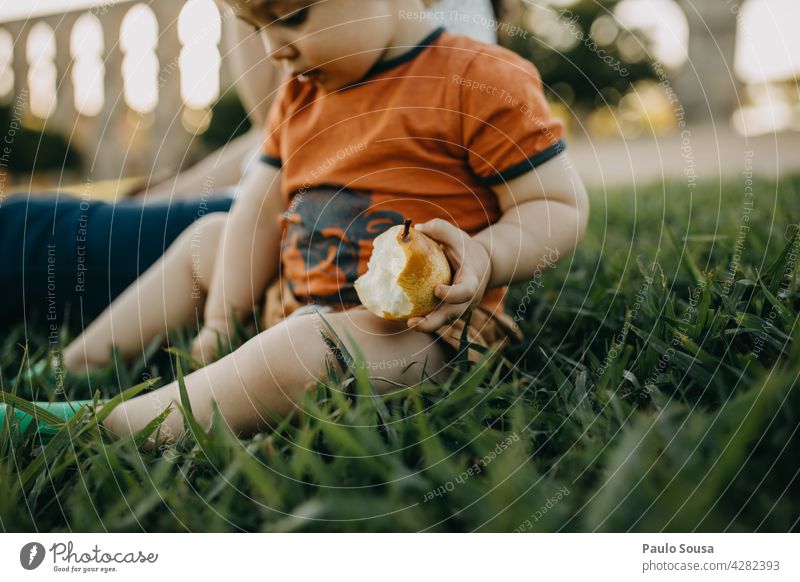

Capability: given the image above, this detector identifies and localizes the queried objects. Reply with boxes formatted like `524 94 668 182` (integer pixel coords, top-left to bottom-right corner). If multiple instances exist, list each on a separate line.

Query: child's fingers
415 220 466 260
435 276 478 304
408 302 467 333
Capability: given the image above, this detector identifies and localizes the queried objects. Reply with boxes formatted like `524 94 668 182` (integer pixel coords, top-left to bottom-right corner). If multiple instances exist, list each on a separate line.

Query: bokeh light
26 21 57 119
178 0 221 110
70 13 104 117
120 3 159 114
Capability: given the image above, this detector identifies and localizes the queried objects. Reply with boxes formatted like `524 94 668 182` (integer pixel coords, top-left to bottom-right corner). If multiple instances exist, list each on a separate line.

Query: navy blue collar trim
364 26 446 78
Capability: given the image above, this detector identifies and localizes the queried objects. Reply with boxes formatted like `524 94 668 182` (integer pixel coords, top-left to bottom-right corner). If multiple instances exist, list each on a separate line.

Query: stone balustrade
0 0 231 182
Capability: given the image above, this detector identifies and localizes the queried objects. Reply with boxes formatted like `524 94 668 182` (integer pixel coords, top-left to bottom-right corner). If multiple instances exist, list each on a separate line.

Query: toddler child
59 0 589 443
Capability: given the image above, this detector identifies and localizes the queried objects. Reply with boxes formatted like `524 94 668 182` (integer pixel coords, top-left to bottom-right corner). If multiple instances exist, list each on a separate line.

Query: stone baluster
91 3 129 182
66 9 106 183
150 0 193 178
47 12 80 167
7 21 31 121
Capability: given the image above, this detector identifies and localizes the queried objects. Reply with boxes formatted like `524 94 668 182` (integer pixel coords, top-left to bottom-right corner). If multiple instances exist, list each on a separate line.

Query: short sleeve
459 47 565 186
259 82 290 169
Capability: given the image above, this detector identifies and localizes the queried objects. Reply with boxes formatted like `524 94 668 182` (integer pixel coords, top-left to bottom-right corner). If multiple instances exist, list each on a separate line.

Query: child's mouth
296 69 322 84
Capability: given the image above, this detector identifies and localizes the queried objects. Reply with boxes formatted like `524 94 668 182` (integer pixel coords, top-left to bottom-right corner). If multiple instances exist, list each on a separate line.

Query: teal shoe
0 399 94 444
9 359 49 385
7 357 74 390
9 356 108 390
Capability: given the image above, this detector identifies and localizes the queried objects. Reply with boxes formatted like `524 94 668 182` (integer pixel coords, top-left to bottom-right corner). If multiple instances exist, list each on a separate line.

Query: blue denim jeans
0 193 234 327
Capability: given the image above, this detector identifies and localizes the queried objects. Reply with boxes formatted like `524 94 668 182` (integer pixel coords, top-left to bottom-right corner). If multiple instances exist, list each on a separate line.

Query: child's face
229 0 399 90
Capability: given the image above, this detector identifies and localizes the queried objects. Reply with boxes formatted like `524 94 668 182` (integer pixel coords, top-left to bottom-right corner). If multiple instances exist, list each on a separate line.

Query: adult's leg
102 308 451 443
0 193 233 328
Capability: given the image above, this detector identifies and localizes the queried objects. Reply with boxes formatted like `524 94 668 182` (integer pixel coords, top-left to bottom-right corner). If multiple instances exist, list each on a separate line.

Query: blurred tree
0 105 80 173
199 90 252 152
500 0 657 110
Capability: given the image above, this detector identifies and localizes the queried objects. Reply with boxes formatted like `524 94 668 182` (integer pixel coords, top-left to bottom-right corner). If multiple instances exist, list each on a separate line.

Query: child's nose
263 28 299 62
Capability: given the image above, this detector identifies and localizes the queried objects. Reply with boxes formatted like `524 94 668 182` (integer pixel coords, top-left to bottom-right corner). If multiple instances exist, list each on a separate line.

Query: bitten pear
355 219 452 320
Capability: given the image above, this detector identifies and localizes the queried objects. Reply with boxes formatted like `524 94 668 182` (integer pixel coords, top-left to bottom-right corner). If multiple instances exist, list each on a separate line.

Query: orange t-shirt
262 27 565 309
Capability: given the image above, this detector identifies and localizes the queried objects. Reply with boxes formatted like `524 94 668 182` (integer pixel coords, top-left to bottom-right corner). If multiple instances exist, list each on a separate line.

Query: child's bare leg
102 309 451 442
63 213 227 373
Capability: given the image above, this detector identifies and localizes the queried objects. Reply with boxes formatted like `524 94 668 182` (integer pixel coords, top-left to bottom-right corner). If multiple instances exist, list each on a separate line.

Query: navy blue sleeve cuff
259 154 283 169
477 140 567 187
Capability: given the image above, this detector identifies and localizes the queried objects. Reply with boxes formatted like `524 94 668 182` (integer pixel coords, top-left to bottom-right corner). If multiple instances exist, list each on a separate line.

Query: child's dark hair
490 0 502 19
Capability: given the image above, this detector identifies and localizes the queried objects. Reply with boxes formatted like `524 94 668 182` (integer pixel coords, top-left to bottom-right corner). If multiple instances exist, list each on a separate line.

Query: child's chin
314 73 362 92
315 77 343 91
304 75 333 91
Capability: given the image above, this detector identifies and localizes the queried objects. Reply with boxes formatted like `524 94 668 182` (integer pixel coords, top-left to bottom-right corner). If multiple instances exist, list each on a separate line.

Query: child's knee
292 310 448 390
206 314 339 433
274 314 335 382
226 316 333 416
252 312 365 388
178 212 227 246
174 212 226 279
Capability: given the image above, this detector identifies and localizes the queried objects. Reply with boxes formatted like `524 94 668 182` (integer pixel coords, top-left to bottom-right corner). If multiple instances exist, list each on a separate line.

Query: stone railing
0 0 232 182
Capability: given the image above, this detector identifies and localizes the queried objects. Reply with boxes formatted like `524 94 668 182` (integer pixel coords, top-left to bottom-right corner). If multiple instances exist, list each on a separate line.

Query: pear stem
402 218 412 242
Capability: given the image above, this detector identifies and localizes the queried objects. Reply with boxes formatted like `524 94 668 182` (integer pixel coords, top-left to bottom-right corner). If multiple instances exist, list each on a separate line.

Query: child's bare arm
196 163 285 348
475 151 589 287
410 153 588 332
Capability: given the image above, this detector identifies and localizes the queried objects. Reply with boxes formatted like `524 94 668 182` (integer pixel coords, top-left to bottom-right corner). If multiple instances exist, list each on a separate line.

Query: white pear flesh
355 224 452 320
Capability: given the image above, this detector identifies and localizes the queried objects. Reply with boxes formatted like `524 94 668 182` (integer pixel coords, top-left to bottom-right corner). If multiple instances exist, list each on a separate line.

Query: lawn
1 173 799 532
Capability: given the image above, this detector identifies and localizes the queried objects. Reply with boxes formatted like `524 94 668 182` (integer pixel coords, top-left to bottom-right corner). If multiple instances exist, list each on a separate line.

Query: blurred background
0 0 797 192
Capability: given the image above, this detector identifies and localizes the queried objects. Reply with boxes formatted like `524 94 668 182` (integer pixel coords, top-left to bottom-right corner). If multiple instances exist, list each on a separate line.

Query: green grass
1 173 799 532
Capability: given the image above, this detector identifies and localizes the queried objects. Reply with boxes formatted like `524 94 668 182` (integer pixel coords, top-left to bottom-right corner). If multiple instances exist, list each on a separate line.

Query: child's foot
0 399 95 444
